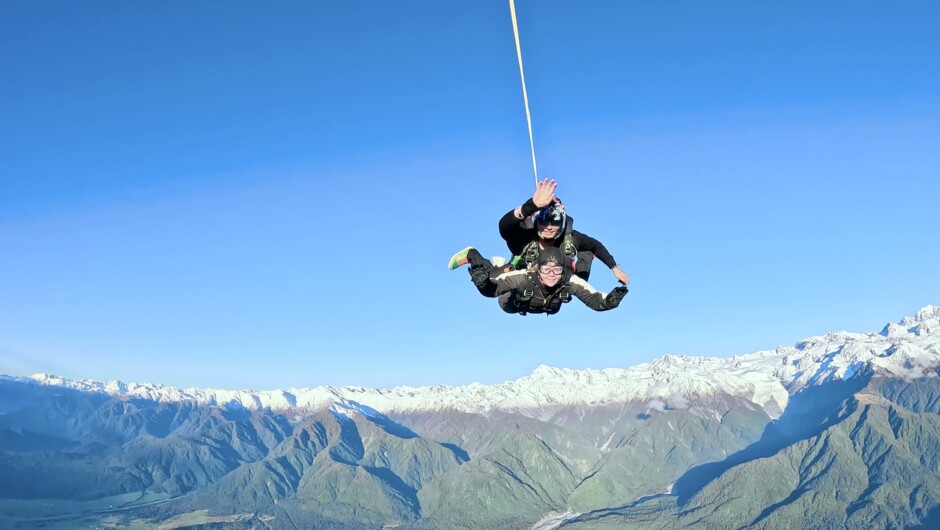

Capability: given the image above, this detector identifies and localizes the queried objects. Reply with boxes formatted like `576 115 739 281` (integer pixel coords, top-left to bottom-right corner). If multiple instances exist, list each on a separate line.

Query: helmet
537 247 567 268
535 204 566 226
534 199 566 240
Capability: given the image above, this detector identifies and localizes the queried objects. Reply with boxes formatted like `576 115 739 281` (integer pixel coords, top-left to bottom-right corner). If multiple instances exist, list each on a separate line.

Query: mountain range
1 305 938 529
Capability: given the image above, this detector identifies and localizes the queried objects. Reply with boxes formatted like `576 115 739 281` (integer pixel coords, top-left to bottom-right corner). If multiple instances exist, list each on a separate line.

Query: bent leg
575 251 594 281
467 249 498 298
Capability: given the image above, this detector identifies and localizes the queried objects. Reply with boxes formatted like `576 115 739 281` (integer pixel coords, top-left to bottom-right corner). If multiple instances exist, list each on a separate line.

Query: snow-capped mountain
4 306 940 530
16 305 940 419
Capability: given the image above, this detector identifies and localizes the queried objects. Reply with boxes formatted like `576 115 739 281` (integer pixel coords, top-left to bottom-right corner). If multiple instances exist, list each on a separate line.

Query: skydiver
495 247 627 315
498 178 629 285
448 179 629 297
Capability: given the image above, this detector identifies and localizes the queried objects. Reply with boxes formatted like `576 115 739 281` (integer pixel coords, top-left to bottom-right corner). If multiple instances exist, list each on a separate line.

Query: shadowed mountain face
3 370 940 529
555 369 940 530
0 379 294 503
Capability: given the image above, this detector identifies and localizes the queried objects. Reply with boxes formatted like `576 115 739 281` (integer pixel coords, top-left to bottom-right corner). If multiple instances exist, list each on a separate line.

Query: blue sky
2 1 938 390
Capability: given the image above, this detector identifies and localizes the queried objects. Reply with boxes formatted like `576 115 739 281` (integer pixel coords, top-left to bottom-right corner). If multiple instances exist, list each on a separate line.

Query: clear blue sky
2 1 938 390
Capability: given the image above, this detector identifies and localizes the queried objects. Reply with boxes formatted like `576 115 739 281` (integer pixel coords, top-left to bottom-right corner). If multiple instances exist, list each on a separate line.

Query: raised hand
532 178 557 208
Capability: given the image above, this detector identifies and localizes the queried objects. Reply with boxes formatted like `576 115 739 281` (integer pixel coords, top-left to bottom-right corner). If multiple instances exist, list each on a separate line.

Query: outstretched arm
610 266 629 285
572 230 629 285
567 277 628 311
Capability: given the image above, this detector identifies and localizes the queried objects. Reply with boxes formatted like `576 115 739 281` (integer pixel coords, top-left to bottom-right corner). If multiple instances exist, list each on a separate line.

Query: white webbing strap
509 0 539 187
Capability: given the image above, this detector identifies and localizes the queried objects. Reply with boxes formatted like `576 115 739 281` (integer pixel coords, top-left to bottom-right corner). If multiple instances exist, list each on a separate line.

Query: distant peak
882 305 939 338
916 305 940 322
650 354 705 366
529 364 564 378
30 373 65 384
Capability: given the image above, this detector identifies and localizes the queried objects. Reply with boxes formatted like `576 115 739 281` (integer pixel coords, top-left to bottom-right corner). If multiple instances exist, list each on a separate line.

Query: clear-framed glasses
538 265 563 275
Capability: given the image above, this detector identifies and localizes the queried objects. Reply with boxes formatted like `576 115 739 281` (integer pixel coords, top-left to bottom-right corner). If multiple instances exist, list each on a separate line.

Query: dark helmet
537 247 567 268
534 199 567 239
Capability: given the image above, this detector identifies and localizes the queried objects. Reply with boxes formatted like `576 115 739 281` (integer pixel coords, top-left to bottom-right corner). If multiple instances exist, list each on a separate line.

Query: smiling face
536 222 562 239
537 264 563 287
534 205 565 239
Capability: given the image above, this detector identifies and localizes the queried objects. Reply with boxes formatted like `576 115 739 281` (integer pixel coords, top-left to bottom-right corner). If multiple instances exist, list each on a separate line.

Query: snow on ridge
24 373 340 412
882 304 939 338
915 305 940 322
14 305 940 417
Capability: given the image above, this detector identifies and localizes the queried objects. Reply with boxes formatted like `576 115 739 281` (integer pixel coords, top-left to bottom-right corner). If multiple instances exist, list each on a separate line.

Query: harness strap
521 240 541 269
519 276 536 301
562 217 577 259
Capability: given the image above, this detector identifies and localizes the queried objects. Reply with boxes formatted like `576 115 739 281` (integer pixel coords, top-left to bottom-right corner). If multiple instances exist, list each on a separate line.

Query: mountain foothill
2 306 939 529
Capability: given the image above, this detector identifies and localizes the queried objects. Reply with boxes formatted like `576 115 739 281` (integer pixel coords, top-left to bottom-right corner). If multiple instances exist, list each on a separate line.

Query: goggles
538 265 563 275
535 208 565 226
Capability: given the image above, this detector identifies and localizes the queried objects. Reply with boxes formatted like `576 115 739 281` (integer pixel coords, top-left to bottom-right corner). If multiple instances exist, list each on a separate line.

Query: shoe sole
448 246 474 270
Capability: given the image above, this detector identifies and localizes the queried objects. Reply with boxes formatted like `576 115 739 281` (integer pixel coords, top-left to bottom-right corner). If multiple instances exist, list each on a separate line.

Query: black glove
606 286 628 308
468 266 490 288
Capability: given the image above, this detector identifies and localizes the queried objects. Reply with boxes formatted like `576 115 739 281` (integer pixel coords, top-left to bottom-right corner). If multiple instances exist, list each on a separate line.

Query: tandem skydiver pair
449 179 628 316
